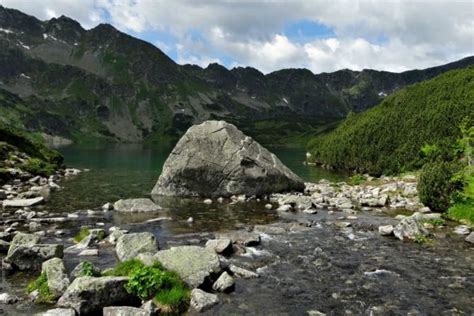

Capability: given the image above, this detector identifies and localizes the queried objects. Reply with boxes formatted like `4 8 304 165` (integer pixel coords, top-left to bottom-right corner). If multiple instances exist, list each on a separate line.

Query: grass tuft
26 273 55 303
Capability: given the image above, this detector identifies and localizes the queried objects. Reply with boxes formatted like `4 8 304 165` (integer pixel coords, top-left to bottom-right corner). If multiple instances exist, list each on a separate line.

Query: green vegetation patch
448 171 474 225
73 227 91 243
26 273 55 303
77 261 101 277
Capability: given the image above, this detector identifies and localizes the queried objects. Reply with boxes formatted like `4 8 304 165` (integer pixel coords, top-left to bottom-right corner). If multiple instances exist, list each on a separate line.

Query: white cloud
1 0 473 73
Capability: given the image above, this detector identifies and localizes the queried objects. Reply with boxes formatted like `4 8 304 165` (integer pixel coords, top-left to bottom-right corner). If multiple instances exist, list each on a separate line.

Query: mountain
1 5 473 144
307 67 474 175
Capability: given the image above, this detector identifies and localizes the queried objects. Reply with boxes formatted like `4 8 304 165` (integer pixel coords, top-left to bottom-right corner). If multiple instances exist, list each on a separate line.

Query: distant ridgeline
0 5 473 145
308 66 474 176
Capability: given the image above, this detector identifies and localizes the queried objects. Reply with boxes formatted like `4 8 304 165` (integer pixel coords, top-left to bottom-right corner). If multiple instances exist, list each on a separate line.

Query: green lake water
46 143 347 213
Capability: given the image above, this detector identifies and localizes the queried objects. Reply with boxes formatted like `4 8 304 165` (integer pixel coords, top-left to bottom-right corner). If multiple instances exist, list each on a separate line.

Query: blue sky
3 0 473 74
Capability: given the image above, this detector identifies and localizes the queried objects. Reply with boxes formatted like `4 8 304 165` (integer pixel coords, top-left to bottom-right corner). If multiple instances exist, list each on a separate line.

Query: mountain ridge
1 5 473 144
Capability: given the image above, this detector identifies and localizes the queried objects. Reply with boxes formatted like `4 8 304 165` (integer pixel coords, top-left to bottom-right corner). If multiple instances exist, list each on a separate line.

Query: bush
418 161 464 212
26 273 55 303
125 265 167 300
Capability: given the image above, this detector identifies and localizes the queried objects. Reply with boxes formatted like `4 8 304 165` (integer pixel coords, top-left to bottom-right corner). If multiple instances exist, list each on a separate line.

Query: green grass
102 259 145 277
26 273 55 303
154 283 189 312
77 261 101 277
348 174 366 186
73 227 90 243
448 171 474 225
422 218 446 227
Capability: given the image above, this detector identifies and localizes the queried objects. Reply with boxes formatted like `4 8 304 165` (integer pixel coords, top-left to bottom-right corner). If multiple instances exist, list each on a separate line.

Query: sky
2 0 473 74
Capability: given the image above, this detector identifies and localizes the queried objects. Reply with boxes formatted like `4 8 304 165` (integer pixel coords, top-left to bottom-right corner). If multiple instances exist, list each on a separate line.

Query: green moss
73 227 90 243
26 273 55 303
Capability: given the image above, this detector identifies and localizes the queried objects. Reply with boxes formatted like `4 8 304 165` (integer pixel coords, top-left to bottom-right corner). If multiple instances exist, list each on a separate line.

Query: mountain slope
0 5 473 144
307 67 474 175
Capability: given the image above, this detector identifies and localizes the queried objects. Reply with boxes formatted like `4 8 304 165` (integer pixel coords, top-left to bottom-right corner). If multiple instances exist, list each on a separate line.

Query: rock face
57 276 139 314
151 121 304 197
116 232 159 261
42 258 70 298
114 198 161 212
154 246 221 288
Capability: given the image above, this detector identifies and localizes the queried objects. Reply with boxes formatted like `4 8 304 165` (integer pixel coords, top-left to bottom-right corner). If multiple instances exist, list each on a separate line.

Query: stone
141 300 160 315
393 215 428 241
7 232 40 256
103 306 151 316
277 194 315 210
37 308 76 316
205 238 232 254
57 276 139 315
212 271 235 292
378 225 394 236
113 198 161 212
0 292 19 304
264 203 273 210
154 246 221 288
190 289 219 312
453 225 471 235
102 202 114 211
218 231 261 246
4 244 63 271
42 258 70 298
276 204 292 212
116 232 158 261
78 249 99 256
152 120 304 197
465 232 474 244
2 197 44 208
229 264 259 278
107 230 126 245
203 199 213 204
136 253 159 266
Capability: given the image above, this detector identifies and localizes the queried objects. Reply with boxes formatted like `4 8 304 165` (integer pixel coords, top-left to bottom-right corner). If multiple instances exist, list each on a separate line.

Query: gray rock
152 120 304 197
378 225 394 236
103 306 151 316
107 230 126 245
190 289 219 312
393 215 428 241
36 308 76 316
454 225 471 235
0 292 19 304
229 264 259 279
141 300 160 315
135 253 158 266
113 199 161 213
212 271 235 292
277 194 315 210
57 277 139 315
2 197 44 208
7 232 40 256
116 232 158 261
205 238 232 254
4 244 63 271
42 258 70 298
154 246 221 288
465 232 474 244
78 249 99 256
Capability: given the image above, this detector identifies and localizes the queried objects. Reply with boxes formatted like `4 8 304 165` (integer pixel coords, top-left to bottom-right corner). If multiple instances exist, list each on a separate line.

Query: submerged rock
152 120 304 197
116 232 158 261
154 246 221 288
190 289 219 312
57 276 139 314
113 198 161 212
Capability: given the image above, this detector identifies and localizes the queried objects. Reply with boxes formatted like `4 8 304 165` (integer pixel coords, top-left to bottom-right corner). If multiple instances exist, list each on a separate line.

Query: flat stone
78 249 99 256
253 224 287 235
2 197 44 208
154 246 221 288
113 198 161 212
37 308 76 316
454 225 471 235
103 306 151 316
229 264 259 278
190 289 219 312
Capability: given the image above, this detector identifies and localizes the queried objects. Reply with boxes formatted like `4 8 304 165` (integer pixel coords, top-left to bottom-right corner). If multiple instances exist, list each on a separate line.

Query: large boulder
393 215 429 241
116 232 158 261
6 232 40 256
4 243 63 271
42 258 70 298
154 246 221 288
152 120 304 197
57 276 139 315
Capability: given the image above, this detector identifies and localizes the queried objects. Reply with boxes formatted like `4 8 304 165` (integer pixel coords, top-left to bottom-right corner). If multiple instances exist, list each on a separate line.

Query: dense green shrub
308 67 474 175
418 161 464 212
26 273 55 303
22 158 56 176
102 259 145 277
